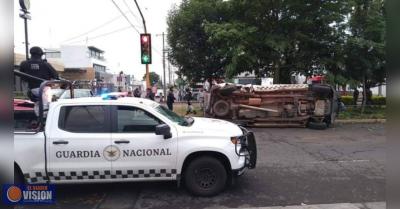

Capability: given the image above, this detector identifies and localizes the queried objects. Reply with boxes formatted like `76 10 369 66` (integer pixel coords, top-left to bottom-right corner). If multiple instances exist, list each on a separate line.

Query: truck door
110 105 178 180
47 105 112 182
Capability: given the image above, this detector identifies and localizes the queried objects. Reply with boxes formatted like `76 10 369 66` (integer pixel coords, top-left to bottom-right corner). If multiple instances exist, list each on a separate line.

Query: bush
371 96 386 105
341 96 354 106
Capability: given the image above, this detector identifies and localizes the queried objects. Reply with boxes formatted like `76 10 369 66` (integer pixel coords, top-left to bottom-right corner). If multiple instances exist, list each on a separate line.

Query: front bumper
236 126 257 169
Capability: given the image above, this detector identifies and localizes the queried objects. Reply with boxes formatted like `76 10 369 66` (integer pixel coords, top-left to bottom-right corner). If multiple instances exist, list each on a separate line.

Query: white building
44 45 111 82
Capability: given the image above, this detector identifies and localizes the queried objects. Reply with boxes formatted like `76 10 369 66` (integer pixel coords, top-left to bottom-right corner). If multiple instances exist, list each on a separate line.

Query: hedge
341 96 354 105
371 96 386 105
339 95 386 106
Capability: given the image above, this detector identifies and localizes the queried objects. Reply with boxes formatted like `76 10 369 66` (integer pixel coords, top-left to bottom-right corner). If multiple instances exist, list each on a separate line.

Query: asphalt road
19 123 385 209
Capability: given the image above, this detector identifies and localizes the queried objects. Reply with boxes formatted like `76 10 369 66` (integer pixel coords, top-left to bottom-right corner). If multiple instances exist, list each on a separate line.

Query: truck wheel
184 156 227 196
213 100 230 117
308 121 328 130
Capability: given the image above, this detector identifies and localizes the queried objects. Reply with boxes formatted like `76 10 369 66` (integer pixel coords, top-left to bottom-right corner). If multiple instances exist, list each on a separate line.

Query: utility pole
168 51 171 85
19 0 31 60
133 0 150 89
162 32 166 101
156 32 167 101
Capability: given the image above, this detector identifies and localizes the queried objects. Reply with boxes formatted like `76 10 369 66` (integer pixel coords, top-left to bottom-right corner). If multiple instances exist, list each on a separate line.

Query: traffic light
140 33 152 64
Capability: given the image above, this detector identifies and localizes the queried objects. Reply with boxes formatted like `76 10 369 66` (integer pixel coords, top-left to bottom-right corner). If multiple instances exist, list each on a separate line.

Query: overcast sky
14 0 182 80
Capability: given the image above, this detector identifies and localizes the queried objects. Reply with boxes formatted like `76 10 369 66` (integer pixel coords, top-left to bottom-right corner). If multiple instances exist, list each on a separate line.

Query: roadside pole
133 0 151 89
19 0 31 60
162 32 166 101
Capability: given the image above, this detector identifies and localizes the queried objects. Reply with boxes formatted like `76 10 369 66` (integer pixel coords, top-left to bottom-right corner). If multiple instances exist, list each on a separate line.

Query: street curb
228 202 386 209
335 119 386 124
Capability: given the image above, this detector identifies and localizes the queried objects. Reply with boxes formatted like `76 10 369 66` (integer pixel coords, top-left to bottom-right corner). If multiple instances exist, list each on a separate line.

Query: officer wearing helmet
20 46 59 101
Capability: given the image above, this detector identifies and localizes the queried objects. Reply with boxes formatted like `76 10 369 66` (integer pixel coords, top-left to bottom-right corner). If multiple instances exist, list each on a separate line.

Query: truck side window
117 106 161 133
59 105 108 133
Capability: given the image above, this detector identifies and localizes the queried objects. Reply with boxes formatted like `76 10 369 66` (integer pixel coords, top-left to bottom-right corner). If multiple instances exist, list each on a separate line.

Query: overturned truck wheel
307 121 328 130
213 100 230 117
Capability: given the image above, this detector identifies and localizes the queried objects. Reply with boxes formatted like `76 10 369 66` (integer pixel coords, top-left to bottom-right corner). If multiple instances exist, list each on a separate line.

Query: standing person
197 88 205 110
353 88 359 105
178 90 183 102
20 46 59 102
133 87 141 98
146 88 155 100
366 88 372 105
185 88 196 115
159 92 164 103
167 87 176 111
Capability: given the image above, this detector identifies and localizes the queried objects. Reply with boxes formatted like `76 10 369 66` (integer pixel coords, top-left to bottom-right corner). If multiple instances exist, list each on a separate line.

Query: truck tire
308 121 328 130
184 156 228 197
213 100 230 117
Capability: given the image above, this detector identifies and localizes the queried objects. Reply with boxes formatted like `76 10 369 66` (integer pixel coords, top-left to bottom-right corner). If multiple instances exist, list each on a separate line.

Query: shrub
371 96 386 105
340 96 354 106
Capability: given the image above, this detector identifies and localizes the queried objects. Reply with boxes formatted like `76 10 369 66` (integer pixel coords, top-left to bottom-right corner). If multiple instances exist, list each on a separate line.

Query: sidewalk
237 202 385 209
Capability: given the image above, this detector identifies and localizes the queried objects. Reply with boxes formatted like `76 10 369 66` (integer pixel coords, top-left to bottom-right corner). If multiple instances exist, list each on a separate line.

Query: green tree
208 0 352 83
344 0 386 110
167 0 229 83
168 0 351 83
143 72 161 86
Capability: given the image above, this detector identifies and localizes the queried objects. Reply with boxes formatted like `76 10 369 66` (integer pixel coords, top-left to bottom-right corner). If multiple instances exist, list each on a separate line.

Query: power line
67 26 132 45
122 0 142 25
110 0 141 34
62 15 123 44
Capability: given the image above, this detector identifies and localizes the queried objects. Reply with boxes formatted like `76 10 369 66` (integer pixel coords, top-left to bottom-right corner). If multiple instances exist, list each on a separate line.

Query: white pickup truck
14 86 257 196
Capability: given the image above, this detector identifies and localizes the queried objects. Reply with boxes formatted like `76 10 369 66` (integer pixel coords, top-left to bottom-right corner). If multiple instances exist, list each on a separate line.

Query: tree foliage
167 0 228 82
344 0 386 87
143 72 161 86
167 0 385 84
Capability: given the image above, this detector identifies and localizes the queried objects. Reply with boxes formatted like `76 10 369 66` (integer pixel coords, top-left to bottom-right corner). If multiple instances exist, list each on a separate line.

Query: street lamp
19 0 31 60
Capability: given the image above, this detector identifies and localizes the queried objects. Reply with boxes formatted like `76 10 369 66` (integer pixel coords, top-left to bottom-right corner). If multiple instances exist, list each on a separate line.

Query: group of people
140 87 197 115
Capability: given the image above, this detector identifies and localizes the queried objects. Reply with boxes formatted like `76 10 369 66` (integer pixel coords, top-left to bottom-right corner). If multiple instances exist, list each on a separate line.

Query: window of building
59 106 108 133
116 106 161 133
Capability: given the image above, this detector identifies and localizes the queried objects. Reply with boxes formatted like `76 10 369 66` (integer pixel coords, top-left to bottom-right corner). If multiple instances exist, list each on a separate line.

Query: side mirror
155 124 172 139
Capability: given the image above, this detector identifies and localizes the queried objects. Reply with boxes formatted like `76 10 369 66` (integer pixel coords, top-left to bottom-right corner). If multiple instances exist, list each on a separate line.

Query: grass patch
338 106 386 120
171 102 204 117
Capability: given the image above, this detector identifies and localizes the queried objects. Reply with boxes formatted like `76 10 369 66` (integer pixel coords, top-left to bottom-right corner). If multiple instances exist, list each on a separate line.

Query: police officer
20 46 59 101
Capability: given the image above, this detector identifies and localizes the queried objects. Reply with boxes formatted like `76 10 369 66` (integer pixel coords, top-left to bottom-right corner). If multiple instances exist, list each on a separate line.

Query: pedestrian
185 88 196 115
353 88 359 105
198 88 205 110
158 92 164 103
178 90 183 102
20 46 59 102
133 88 141 98
167 87 176 111
146 88 155 101
366 88 372 105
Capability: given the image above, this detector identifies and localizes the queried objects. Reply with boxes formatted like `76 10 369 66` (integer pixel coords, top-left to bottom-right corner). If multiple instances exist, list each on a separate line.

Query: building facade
53 45 111 82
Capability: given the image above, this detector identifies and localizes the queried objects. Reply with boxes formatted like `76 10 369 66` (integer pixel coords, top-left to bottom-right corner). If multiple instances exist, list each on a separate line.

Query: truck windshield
155 105 190 126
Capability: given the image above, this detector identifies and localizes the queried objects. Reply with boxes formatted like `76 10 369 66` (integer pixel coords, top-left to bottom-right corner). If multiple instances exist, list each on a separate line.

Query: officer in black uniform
20 46 59 101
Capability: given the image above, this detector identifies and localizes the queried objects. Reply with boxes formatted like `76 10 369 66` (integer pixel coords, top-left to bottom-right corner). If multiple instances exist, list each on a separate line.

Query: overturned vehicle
204 83 339 129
